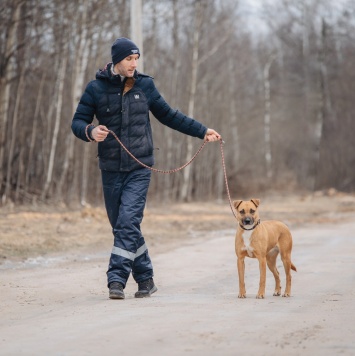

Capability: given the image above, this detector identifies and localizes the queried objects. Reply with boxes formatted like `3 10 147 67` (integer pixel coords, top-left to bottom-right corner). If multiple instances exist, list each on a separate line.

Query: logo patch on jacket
134 94 140 99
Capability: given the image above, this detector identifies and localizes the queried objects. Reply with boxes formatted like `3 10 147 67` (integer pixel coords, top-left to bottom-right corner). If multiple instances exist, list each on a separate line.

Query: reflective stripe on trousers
111 243 148 261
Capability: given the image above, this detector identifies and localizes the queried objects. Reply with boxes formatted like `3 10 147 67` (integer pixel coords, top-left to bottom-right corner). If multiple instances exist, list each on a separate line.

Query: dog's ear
233 200 243 210
251 199 260 207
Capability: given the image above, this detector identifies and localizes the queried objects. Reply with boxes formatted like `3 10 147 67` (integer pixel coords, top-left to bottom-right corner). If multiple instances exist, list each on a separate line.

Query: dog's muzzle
242 217 254 226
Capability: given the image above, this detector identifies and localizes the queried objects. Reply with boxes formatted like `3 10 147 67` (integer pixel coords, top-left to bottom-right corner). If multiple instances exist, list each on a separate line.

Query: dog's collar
239 219 260 231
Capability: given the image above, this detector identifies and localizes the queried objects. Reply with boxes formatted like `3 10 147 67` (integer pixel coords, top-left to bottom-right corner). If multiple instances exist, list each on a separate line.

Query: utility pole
130 0 144 72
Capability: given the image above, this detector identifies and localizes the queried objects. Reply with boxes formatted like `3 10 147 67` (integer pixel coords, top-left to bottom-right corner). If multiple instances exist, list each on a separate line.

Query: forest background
0 0 354 207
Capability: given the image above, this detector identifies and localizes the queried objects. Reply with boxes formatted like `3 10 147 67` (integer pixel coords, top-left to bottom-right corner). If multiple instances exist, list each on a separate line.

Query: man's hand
91 125 109 142
204 128 221 142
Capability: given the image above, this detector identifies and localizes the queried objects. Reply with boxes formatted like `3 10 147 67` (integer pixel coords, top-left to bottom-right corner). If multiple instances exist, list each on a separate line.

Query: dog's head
233 199 260 227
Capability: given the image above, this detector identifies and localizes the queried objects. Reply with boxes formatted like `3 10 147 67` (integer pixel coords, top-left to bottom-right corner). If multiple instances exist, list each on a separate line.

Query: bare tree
42 32 69 199
56 0 94 203
0 0 24 202
263 54 276 180
179 0 204 202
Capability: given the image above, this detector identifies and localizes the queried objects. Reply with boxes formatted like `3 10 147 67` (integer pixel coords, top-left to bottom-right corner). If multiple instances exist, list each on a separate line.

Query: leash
107 129 207 174
218 138 238 219
105 128 237 219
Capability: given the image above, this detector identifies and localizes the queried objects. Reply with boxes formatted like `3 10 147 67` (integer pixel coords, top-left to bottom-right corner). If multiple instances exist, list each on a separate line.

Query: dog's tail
291 262 297 272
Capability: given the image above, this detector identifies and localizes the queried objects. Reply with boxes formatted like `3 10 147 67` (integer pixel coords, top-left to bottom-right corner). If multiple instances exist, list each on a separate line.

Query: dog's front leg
237 256 246 298
256 257 267 299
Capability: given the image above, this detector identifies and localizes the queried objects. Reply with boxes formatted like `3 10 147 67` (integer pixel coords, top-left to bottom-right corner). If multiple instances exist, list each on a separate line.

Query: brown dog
233 199 297 299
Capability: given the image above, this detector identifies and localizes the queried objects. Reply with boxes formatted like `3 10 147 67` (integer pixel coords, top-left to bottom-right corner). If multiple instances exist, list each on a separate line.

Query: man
72 37 221 300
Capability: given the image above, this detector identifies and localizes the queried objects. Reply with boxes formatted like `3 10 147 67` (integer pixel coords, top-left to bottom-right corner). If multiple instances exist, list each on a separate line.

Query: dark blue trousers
101 168 153 288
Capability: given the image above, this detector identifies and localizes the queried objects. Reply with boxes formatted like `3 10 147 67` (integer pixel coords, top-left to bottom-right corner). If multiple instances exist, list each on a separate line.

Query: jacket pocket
145 121 154 156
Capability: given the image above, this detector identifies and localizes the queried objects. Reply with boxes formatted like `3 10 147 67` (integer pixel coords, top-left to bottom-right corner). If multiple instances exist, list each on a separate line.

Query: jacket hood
95 62 113 80
95 62 140 81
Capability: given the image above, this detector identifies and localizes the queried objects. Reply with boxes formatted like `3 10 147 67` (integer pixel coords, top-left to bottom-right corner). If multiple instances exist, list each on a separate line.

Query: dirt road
1 210 355 355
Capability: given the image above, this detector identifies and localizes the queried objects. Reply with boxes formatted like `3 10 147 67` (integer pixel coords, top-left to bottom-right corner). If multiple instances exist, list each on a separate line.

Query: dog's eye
240 209 245 215
250 209 255 214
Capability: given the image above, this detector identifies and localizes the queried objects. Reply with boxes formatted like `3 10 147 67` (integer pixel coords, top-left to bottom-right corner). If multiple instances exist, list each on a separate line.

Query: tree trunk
163 0 181 202
314 18 334 191
220 48 240 202
15 148 24 202
25 71 46 191
0 1 23 201
42 44 68 200
263 54 276 180
3 67 25 202
131 0 144 72
179 1 203 202
56 2 92 202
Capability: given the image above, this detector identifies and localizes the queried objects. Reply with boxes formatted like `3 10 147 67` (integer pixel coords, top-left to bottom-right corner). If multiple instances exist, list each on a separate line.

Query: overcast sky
237 0 353 35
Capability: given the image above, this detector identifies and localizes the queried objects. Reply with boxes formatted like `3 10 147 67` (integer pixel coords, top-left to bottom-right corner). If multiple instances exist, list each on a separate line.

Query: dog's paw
256 294 265 299
282 293 291 297
238 294 246 298
273 291 281 296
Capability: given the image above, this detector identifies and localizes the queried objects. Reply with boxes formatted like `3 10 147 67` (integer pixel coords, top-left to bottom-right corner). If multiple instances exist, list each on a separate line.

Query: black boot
109 282 125 299
135 278 157 298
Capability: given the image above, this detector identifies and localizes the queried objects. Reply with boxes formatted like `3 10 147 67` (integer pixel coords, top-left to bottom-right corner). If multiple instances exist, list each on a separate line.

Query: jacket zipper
119 78 126 170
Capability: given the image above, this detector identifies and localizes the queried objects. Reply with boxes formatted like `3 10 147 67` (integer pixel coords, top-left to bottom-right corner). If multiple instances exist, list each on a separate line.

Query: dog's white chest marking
242 230 254 257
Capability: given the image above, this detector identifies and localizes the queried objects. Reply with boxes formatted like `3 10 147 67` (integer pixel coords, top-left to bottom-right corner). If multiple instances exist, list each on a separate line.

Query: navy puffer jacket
71 63 207 172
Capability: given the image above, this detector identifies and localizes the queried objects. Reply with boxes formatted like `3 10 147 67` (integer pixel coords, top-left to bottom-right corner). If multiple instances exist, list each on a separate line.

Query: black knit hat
111 38 140 65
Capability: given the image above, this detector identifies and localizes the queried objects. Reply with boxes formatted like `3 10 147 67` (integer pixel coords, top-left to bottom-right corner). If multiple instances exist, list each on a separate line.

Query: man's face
114 54 139 77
